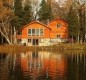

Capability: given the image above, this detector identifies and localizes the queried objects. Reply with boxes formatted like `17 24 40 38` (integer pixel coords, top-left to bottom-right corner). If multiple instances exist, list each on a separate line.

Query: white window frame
28 28 44 36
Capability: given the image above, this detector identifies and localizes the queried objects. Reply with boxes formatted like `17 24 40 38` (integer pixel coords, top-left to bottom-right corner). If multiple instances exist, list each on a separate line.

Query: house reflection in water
12 51 67 80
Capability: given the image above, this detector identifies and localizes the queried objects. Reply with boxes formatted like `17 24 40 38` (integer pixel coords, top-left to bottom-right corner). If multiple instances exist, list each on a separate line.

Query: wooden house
17 21 51 46
17 19 68 46
49 19 68 43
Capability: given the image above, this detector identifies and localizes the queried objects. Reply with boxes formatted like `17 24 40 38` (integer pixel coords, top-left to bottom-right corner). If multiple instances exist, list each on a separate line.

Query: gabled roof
21 20 51 30
49 18 68 24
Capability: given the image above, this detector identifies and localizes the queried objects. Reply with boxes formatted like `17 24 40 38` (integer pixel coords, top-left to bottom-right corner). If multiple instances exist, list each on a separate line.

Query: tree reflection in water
0 51 86 80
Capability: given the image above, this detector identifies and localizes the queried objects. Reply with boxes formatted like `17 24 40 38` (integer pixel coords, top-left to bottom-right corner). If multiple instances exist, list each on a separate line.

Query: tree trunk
13 27 17 44
77 34 80 43
6 38 12 44
0 30 12 44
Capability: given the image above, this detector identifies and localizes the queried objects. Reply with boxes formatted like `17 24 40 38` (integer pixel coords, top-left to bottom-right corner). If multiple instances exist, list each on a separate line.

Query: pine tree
78 4 86 42
23 0 32 25
12 0 23 29
47 0 53 20
67 5 79 42
14 0 23 17
38 0 53 24
12 0 32 29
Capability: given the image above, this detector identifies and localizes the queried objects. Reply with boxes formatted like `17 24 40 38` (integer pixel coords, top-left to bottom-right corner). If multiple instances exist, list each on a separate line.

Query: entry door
32 39 39 45
33 39 35 45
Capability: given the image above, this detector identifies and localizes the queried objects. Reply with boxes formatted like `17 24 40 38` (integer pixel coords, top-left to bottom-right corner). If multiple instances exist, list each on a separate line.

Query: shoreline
0 43 86 53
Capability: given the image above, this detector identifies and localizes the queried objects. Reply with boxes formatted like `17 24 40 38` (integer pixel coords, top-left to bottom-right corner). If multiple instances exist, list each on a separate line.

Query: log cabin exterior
17 19 68 46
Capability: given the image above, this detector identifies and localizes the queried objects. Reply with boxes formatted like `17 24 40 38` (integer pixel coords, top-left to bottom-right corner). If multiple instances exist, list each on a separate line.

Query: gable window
57 23 62 28
57 35 60 38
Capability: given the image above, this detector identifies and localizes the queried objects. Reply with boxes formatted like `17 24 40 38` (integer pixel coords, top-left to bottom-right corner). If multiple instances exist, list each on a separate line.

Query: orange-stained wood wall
17 19 68 40
20 22 51 39
49 19 68 39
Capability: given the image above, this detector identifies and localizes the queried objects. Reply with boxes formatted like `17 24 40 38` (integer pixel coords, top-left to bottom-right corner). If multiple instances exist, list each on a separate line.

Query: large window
35 29 39 36
28 29 31 36
40 29 43 36
28 28 43 36
32 29 35 36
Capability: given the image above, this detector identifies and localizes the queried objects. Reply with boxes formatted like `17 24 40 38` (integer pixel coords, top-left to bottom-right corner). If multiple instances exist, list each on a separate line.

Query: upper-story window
28 28 43 36
57 23 62 28
57 35 60 38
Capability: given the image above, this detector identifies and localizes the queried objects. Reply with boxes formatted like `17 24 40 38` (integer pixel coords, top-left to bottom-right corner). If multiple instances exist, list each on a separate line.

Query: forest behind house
0 0 86 44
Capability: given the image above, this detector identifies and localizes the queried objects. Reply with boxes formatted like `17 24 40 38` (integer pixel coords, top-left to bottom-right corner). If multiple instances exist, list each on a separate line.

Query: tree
0 0 14 44
46 0 54 20
71 0 86 43
23 0 32 25
14 0 22 16
13 0 24 29
38 0 53 24
30 0 40 20
67 5 80 42
13 0 32 29
51 0 71 19
76 2 86 42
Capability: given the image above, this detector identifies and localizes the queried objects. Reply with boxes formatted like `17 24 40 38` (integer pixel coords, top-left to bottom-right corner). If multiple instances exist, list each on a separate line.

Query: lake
0 50 86 80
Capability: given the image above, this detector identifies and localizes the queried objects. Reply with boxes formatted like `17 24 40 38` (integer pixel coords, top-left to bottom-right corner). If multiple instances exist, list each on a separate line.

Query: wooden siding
20 21 51 39
17 19 68 42
49 19 68 39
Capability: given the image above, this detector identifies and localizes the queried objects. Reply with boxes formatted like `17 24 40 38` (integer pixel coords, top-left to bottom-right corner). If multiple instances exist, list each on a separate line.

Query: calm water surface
0 50 86 80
